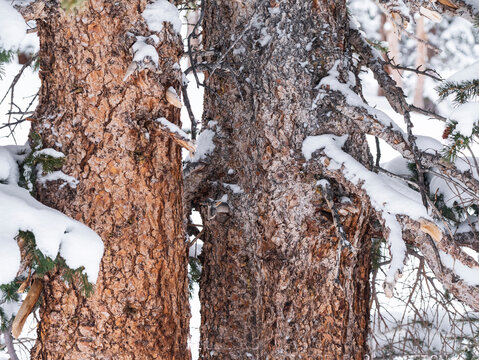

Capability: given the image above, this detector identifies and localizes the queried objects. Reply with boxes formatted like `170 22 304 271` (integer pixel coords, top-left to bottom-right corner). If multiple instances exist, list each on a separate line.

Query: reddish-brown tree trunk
30 1 189 358
191 0 373 358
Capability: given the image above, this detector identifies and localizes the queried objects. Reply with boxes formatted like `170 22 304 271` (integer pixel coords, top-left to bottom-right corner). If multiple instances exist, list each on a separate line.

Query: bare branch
349 28 409 115
386 61 442 82
409 104 447 122
2 326 19 360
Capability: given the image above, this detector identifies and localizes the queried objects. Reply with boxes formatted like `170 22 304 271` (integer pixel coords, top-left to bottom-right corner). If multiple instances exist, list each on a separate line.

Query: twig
404 111 429 209
181 82 198 140
409 104 447 122
385 56 443 82
2 325 19 360
375 136 381 168
0 55 37 106
186 0 206 87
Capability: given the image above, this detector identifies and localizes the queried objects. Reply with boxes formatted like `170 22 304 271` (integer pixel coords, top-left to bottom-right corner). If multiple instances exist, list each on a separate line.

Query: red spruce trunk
30 1 189 358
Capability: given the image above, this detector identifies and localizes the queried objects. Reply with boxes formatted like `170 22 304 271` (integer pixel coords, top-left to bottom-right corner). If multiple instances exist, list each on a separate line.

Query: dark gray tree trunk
193 0 374 358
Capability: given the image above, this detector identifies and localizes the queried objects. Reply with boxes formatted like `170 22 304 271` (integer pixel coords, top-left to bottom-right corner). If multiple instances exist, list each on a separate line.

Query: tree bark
194 0 373 358
29 1 189 359
413 16 426 108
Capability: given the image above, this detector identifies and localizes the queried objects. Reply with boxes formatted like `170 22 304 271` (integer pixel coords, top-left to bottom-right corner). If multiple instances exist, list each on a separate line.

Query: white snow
0 234 21 285
0 0 27 51
142 0 182 34
0 184 103 284
157 117 188 139
382 156 411 177
448 102 479 137
222 183 243 194
33 148 65 158
415 135 443 154
317 61 405 134
0 147 103 285
447 60 479 83
456 217 479 234
0 147 20 184
440 251 479 286
258 28 272 47
37 168 79 189
132 36 159 66
188 129 215 162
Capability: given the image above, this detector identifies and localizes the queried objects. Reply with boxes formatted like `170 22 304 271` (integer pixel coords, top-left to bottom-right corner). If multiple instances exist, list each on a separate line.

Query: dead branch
12 279 43 339
409 104 447 122
155 121 195 153
349 28 409 115
386 61 442 82
15 0 46 22
2 325 19 360
404 111 429 209
337 100 479 199
181 82 198 140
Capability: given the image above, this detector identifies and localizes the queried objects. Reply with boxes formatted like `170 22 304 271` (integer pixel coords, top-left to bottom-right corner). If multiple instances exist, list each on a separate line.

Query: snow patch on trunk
143 0 182 34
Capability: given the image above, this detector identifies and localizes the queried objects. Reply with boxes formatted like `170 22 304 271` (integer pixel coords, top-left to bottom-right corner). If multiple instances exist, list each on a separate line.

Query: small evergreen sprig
0 50 13 80
18 132 65 195
0 280 21 330
18 230 94 297
440 120 479 161
188 257 201 297
436 79 479 104
366 39 389 54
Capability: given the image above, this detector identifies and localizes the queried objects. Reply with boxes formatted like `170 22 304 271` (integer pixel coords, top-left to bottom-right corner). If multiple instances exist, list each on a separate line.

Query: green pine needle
188 257 201 297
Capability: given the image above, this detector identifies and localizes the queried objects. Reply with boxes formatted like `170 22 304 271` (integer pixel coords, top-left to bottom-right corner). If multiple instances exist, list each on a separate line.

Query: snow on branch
317 60 479 202
379 0 479 23
302 134 479 310
0 146 103 286
315 61 406 134
375 0 410 32
0 1 27 51
155 117 196 153
303 134 423 295
142 0 182 34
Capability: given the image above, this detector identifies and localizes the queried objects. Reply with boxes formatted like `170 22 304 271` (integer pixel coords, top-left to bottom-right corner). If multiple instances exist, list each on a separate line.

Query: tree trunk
195 0 373 358
385 20 403 88
413 16 427 108
30 1 189 359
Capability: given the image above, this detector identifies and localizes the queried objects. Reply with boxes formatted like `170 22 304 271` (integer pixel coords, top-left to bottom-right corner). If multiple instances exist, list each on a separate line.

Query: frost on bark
190 0 373 358
28 1 189 359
